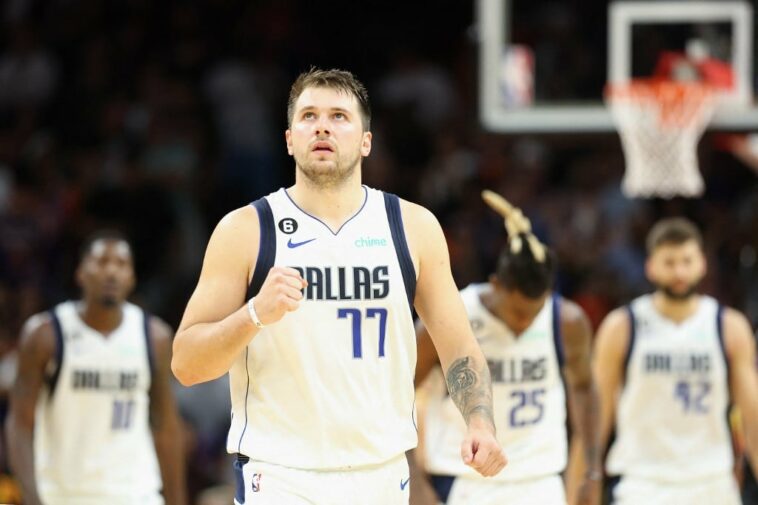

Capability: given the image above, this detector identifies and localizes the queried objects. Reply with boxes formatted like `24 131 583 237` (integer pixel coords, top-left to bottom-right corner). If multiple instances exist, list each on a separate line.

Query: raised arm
560 301 601 505
402 200 506 477
591 308 631 469
148 317 188 505
723 308 758 481
171 206 306 386
5 314 56 505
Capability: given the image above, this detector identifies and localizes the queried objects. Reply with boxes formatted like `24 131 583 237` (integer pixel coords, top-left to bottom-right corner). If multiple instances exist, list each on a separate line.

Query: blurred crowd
1 1 757 503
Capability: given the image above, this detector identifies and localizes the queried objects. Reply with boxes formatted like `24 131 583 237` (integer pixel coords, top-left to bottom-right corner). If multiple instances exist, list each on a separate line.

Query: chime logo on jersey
354 236 388 248
251 473 262 493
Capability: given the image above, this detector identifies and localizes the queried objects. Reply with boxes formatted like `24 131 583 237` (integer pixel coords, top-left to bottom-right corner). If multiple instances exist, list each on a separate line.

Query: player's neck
288 175 365 231
77 301 124 335
651 291 701 323
480 289 514 333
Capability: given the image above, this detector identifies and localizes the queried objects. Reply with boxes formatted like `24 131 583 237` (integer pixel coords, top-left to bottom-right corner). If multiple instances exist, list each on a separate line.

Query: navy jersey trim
552 295 572 452
552 294 565 368
605 475 622 504
247 198 277 300
383 193 416 309
716 304 729 375
237 347 251 454
412 395 418 432
47 310 65 398
233 454 249 504
143 310 156 378
716 304 735 453
284 186 369 236
429 474 456 503
623 305 636 376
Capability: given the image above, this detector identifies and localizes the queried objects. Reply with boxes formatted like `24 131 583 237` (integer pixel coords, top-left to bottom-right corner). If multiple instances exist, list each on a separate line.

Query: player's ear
75 263 84 288
697 249 707 277
488 273 502 291
285 129 294 156
360 131 372 157
644 256 655 281
126 271 137 296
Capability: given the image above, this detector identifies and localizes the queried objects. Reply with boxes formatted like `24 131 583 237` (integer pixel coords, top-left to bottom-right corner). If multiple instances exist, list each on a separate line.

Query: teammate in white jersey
594 218 758 505
412 192 600 505
172 68 506 504
6 230 187 505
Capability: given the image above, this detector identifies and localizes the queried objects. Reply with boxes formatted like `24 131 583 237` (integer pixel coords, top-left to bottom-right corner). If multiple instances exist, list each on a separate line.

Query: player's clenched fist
251 267 308 325
461 426 508 477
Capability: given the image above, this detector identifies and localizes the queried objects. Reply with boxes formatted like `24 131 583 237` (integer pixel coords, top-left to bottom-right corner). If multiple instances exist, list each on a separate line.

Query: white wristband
247 297 265 328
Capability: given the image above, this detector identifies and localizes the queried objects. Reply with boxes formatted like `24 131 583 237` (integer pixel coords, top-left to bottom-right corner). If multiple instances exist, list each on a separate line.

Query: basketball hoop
606 78 717 198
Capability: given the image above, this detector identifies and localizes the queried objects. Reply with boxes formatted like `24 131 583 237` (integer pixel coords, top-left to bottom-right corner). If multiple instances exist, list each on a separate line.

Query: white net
607 79 716 198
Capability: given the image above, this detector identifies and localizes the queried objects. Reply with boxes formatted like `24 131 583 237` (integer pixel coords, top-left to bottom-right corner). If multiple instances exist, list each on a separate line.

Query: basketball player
594 218 758 505
171 68 506 505
412 191 600 505
5 230 187 505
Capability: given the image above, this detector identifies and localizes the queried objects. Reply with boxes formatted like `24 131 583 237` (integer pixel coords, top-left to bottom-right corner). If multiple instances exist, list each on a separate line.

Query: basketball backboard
478 0 758 132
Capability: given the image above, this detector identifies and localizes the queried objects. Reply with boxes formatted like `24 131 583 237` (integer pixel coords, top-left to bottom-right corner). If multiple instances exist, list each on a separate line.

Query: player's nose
314 115 331 135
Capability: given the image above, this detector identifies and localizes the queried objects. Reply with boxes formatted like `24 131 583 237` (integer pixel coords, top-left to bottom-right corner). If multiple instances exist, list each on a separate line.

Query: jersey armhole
716 305 729 372
47 310 65 398
383 192 416 311
716 304 736 455
551 294 565 368
143 310 156 379
247 197 276 300
622 305 636 380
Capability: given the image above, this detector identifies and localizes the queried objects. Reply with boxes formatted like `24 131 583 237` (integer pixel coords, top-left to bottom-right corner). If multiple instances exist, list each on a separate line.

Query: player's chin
99 294 121 307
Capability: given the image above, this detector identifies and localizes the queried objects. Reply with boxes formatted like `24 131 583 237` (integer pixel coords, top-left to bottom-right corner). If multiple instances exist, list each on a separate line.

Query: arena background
0 1 757 503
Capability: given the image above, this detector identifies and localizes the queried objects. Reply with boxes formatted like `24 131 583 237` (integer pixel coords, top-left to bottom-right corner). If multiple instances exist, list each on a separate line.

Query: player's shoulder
21 310 56 337
206 204 260 257
720 305 750 326
719 306 755 358
557 297 592 341
594 305 633 354
143 313 174 361
217 204 259 233
600 305 633 329
145 313 173 344
18 310 57 359
558 298 589 326
394 199 444 271
396 197 439 228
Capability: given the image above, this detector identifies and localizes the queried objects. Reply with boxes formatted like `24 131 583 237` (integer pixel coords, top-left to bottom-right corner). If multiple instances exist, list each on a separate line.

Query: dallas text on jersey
291 265 390 301
72 369 140 391
488 357 547 384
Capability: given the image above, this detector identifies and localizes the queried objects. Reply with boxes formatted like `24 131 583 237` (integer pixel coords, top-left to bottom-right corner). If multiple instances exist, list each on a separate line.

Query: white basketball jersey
35 301 163 505
227 186 418 469
424 283 567 482
606 294 732 482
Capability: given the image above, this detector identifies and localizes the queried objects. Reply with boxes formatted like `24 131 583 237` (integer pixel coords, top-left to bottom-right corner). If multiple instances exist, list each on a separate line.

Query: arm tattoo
446 356 495 428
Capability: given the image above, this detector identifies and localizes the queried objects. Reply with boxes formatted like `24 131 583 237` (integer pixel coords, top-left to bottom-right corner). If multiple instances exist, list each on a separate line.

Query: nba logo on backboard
499 45 534 109
251 473 262 493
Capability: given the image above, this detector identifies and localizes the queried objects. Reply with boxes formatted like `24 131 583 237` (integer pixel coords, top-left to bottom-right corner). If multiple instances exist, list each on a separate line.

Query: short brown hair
646 217 703 253
287 67 371 131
